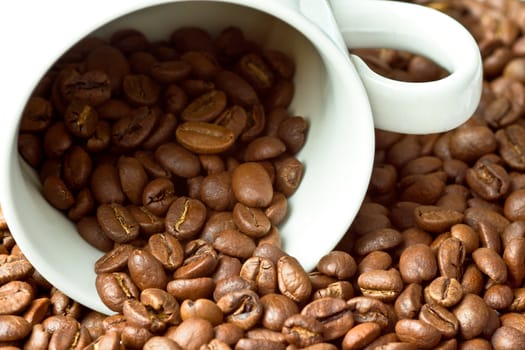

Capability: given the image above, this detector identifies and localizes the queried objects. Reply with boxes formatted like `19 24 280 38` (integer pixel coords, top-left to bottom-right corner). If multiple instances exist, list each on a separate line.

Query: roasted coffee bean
399 244 437 284
413 205 464 233
90 162 126 204
199 171 236 211
240 256 277 295
68 188 96 221
76 216 114 252
496 124 525 170
63 145 92 191
214 70 259 107
176 121 235 155
43 175 75 210
166 277 214 301
302 297 354 340
274 155 304 197
95 244 134 274
155 142 201 178
354 228 403 256
317 251 357 280
216 289 262 330
282 314 324 348
143 336 181 350
395 319 441 349
166 317 214 350
180 298 223 325
342 322 382 350
426 276 463 307
453 294 490 340
0 255 34 285
472 247 508 283
232 203 271 238
466 159 510 200
117 156 148 206
61 70 111 106
147 233 184 271
165 196 207 240
437 237 466 280
314 281 355 301
64 100 99 138
95 272 139 312
259 293 299 331
0 281 33 315
484 283 514 310
128 249 168 290
358 251 393 274
142 177 177 217
277 255 312 303
419 303 459 338
347 296 391 329
20 96 53 132
394 283 423 320
358 268 404 302
97 203 140 243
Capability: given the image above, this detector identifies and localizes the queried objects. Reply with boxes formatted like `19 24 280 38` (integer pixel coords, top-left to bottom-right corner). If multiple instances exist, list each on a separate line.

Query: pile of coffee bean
4 0 525 349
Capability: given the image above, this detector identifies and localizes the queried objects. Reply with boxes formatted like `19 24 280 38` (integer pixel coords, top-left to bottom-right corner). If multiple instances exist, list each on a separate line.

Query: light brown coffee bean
277 256 312 303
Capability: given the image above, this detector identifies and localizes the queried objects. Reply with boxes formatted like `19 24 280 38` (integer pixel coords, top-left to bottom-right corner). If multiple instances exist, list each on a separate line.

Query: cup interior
7 0 375 314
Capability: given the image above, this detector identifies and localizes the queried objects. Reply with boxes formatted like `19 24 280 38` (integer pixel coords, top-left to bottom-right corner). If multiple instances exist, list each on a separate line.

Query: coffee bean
97 203 140 243
166 317 214 350
63 145 92 191
317 251 357 280
43 175 75 210
128 249 168 290
282 314 324 348
155 142 201 178
180 298 223 325
147 233 184 271
394 283 423 319
277 256 312 303
453 294 490 340
142 177 177 217
342 322 382 350
395 319 441 349
354 228 403 256
90 162 126 204
200 172 236 211
302 297 354 340
347 296 391 329
358 268 404 302
232 162 273 207
76 216 114 252
426 276 463 307
437 237 466 280
95 272 139 312
216 289 262 330
472 247 508 283
165 197 207 241
240 256 277 295
418 303 459 338
0 281 33 315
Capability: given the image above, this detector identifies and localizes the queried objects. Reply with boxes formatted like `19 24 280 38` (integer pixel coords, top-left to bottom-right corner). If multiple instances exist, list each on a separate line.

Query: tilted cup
0 0 481 314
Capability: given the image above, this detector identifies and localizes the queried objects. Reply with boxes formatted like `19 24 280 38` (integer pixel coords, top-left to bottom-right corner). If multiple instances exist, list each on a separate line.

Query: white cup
0 0 482 314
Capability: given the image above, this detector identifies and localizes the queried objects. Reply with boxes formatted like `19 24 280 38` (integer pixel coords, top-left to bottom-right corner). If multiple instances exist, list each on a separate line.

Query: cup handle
327 0 483 134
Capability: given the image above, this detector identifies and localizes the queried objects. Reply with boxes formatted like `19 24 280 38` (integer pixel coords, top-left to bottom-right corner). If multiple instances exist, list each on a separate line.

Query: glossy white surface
0 0 481 314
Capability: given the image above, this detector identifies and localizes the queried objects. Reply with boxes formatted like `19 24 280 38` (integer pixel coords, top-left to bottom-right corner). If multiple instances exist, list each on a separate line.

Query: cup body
0 0 375 314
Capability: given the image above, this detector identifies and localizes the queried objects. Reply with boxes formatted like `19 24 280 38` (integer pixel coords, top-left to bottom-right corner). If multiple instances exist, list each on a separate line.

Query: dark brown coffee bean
314 281 354 301
181 51 219 80
358 251 393 274
504 188 525 221
95 244 134 274
231 162 273 207
128 249 168 290
395 319 442 349
90 162 126 204
216 289 262 330
450 224 479 254
237 52 274 93
84 44 129 92
282 314 323 348
18 133 41 167
239 257 276 296
438 237 466 280
170 26 215 53
357 268 404 302
96 272 139 312
394 283 423 320
20 96 53 132
399 173 445 204
449 126 497 162
86 120 111 152
64 100 99 138
214 70 259 107
117 156 148 205
413 205 464 233
214 105 248 139
122 74 160 106
466 159 510 200
264 192 288 226
277 255 312 303
150 60 192 83
342 322 382 350
274 156 304 197
198 172 235 211
212 229 256 259
97 203 139 243
266 79 294 111
243 136 286 162
496 124 525 170
43 175 75 210
142 112 178 150
453 294 490 340
503 237 525 287
181 90 227 122
127 205 164 236
147 233 184 271
61 70 111 106
165 197 207 240
155 142 201 178
176 121 236 155
231 203 271 238
472 247 508 283
111 106 159 150
354 228 403 256
419 303 459 338
76 216 114 252
142 177 177 217
175 240 218 280
399 244 437 284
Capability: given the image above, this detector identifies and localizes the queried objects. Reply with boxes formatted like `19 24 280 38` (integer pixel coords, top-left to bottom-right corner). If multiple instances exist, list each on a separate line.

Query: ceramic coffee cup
0 0 481 314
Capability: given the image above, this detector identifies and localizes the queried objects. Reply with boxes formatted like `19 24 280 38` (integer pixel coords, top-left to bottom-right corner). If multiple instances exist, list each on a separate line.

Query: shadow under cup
8 1 374 314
